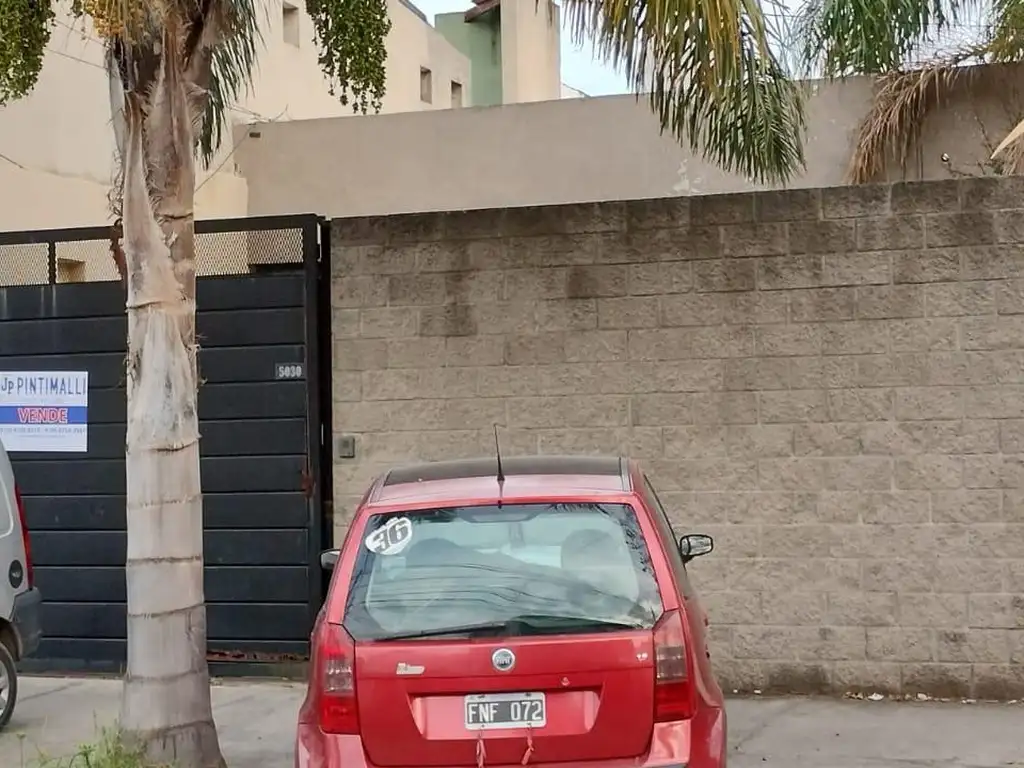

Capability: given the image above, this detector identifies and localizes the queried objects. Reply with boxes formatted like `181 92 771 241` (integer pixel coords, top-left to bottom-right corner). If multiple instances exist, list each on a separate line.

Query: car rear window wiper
373 614 645 642
374 620 511 641
509 614 646 632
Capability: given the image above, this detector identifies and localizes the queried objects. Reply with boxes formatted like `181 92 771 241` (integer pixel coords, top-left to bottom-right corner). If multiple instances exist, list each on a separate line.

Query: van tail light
14 486 33 590
316 621 359 734
653 609 695 721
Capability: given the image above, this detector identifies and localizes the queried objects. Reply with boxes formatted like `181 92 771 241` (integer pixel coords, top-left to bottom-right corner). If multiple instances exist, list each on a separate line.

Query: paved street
0 676 1021 768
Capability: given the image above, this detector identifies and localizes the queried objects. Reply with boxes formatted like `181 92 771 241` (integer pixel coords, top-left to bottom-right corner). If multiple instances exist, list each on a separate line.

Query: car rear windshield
344 503 664 641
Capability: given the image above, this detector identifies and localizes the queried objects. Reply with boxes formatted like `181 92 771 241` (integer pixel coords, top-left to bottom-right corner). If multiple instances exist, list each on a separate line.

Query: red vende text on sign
17 407 69 424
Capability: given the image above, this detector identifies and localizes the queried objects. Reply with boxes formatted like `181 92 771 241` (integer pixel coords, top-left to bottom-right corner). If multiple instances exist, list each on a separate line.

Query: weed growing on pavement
26 728 170 768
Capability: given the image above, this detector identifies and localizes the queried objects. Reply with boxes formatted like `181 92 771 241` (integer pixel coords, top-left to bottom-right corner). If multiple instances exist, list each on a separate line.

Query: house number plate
275 363 305 380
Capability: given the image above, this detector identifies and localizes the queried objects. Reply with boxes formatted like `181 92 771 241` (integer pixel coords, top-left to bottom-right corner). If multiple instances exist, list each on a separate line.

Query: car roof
367 455 635 506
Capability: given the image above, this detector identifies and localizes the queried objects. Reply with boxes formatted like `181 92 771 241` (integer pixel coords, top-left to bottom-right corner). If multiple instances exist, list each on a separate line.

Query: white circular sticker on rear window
364 517 413 555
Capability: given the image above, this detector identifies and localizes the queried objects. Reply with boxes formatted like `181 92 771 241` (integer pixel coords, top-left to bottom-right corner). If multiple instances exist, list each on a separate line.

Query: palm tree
794 0 1024 182
1 0 805 765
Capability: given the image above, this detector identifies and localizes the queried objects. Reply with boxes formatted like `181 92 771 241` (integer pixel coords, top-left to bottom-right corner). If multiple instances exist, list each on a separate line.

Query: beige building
2 12 1022 239
0 0 568 232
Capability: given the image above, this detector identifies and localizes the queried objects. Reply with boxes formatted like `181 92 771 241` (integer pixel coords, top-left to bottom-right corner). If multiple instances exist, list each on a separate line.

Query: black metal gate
0 215 331 675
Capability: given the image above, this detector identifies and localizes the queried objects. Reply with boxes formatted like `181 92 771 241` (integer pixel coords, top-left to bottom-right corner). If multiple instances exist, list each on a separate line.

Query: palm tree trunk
114 30 225 768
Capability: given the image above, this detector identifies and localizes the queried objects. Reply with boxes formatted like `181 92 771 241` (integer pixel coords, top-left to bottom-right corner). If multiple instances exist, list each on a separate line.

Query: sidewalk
0 676 1021 768
2 676 303 767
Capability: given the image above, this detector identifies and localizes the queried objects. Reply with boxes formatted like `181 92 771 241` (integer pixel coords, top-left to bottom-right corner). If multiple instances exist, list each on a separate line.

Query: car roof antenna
493 423 506 504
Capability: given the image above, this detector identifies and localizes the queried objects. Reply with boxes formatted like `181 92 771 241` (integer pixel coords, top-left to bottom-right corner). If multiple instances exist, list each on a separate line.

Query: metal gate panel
0 215 327 674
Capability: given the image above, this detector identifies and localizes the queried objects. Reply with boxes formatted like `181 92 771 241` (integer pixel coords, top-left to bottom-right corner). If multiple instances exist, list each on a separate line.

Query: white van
0 440 42 729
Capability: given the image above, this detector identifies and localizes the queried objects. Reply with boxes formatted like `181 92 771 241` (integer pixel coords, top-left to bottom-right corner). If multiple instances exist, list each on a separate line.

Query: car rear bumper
296 708 726 768
10 587 43 659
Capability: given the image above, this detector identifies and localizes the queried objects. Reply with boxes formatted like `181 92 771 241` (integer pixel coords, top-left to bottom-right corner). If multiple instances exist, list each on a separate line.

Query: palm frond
195 0 262 167
795 0 982 77
561 0 806 184
992 118 1024 167
989 0 1024 60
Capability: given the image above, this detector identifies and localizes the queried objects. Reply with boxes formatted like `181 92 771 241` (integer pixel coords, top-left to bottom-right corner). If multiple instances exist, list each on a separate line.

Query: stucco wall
499 0 560 104
329 177 1024 699
241 64 1024 220
240 86 864 218
436 10 502 107
382 0 472 111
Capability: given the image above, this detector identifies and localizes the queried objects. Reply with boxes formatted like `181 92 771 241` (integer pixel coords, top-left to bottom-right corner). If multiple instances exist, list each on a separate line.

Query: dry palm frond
994 116 1024 161
846 45 988 183
996 129 1024 172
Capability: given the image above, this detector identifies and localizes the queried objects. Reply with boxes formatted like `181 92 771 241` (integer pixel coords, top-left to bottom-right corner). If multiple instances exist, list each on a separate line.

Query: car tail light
653 609 694 721
14 485 33 589
316 621 359 734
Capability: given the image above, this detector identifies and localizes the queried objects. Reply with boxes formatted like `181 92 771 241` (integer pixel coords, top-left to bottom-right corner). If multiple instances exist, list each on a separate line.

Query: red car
297 456 726 768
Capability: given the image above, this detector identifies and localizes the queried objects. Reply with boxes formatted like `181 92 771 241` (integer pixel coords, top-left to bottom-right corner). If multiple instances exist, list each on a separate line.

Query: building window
420 67 433 104
451 81 463 108
282 1 300 47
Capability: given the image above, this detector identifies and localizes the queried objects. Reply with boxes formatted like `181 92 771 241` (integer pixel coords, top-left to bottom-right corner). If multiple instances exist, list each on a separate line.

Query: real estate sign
0 372 89 452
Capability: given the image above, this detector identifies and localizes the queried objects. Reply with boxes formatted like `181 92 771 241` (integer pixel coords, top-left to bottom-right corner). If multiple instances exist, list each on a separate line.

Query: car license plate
464 692 546 730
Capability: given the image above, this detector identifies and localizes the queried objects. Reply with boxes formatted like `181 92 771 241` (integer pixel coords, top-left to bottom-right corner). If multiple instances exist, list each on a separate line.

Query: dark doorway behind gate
0 215 332 676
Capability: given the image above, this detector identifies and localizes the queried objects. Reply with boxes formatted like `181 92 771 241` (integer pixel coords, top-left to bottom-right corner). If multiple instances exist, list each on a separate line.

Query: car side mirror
320 549 340 571
678 534 713 563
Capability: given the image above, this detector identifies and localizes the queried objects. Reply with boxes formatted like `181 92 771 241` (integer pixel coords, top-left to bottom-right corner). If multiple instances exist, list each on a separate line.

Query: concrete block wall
330 178 1024 699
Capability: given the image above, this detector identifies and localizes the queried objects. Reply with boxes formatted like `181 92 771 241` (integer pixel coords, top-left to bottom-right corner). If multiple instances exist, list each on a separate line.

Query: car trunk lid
355 631 654 767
